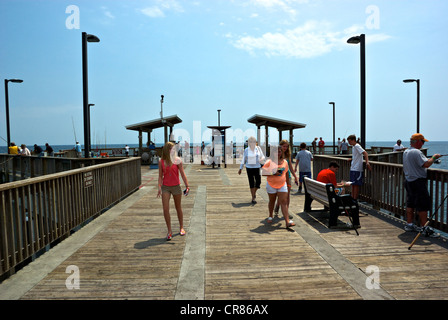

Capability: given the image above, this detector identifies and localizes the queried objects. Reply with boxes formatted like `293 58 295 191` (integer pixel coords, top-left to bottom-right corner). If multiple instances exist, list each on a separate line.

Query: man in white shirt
393 139 405 151
347 134 371 200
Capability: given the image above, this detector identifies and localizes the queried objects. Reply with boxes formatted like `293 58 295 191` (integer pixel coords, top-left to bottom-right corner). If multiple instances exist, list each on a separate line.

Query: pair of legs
349 171 363 200
404 178 430 227
275 179 291 213
246 168 261 203
162 191 185 238
298 172 311 192
267 183 294 227
249 187 259 202
406 208 428 226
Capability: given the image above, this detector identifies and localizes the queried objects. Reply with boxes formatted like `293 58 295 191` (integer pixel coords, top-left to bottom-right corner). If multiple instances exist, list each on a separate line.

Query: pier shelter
247 114 306 155
207 125 231 168
125 115 182 156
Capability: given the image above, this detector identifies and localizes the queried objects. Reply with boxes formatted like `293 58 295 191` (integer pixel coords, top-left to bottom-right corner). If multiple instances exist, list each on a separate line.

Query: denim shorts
299 172 311 182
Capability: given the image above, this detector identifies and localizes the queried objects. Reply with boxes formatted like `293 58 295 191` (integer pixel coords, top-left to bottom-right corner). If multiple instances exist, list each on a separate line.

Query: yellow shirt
8 146 19 154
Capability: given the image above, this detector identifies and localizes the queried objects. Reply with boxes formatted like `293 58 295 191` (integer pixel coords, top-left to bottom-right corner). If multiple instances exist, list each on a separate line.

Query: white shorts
266 182 288 194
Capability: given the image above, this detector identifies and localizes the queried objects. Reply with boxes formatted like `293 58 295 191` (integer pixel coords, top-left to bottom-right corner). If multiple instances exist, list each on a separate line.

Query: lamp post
82 32 100 158
217 109 221 126
403 79 420 133
347 33 366 149
329 102 335 154
4 79 23 148
88 103 94 153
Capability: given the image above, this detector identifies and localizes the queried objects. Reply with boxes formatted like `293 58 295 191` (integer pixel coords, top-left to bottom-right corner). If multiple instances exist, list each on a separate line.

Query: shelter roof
125 115 182 132
247 114 306 131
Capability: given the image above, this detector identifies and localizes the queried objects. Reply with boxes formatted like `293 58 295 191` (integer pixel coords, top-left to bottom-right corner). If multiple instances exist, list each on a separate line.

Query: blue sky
1 0 447 147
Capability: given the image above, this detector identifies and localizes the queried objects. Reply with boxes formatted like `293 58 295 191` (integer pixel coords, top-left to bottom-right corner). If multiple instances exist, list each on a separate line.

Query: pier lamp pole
4 79 23 148
88 103 95 154
217 109 221 126
403 79 420 133
347 34 366 149
82 32 100 158
329 102 335 154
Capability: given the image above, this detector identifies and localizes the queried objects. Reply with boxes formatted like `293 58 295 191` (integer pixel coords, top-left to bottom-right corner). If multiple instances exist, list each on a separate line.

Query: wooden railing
0 154 124 183
0 157 141 279
313 155 448 232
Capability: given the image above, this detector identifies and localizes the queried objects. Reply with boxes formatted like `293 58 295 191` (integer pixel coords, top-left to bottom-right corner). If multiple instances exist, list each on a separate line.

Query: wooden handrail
1 157 141 278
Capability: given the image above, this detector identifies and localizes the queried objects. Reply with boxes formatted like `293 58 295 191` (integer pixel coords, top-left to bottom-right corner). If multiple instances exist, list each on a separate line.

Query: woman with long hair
274 140 298 214
157 141 190 241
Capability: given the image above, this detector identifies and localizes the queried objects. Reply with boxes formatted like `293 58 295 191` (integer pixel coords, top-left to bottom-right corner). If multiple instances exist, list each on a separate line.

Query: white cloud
232 20 391 58
247 0 309 16
140 0 184 18
141 7 165 18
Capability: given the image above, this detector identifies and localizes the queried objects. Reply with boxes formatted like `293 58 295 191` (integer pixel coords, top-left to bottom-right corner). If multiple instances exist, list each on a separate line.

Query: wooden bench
303 177 360 231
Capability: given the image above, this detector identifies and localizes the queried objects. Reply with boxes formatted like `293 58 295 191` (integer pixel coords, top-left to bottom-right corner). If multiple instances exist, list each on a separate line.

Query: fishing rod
72 116 77 142
408 193 448 250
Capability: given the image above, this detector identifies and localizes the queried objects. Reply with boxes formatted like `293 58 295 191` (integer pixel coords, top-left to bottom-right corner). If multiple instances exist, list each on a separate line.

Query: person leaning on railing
403 133 441 238
8 142 20 155
347 134 371 200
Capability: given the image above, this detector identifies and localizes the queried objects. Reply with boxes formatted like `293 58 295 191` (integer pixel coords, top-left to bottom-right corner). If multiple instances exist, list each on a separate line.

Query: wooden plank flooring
2 163 448 300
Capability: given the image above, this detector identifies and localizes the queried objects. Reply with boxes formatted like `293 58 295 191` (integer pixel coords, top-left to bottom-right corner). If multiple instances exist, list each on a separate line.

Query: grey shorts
161 184 182 196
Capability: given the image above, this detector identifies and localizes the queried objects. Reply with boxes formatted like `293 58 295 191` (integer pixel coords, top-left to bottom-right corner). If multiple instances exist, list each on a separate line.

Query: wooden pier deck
1 163 448 302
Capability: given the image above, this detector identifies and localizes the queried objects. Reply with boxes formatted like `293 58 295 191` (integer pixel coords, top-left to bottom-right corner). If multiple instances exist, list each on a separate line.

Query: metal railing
0 157 141 278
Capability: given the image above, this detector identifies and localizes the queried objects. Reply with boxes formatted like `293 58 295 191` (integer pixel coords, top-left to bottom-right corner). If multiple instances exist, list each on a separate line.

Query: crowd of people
7 142 54 156
157 133 440 240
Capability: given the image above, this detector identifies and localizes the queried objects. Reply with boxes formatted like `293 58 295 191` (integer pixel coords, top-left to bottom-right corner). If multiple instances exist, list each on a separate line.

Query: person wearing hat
403 133 441 237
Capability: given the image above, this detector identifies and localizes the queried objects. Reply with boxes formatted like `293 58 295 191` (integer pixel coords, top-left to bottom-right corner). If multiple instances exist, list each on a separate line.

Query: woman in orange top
157 142 190 240
262 146 295 228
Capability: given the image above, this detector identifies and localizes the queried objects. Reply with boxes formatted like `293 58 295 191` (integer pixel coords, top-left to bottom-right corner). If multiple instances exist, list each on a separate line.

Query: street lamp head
347 36 361 44
403 79 418 83
86 34 100 43
329 102 335 105
7 79 23 83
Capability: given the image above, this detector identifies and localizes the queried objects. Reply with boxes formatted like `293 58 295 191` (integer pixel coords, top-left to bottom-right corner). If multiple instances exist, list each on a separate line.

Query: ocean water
2 141 447 169
365 140 448 170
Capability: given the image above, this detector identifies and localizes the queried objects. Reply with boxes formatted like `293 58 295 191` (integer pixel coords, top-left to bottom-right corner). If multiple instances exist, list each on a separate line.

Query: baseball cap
411 133 428 142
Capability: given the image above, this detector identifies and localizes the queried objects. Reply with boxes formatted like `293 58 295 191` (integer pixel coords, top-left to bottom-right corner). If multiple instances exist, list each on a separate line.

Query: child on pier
157 142 190 241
